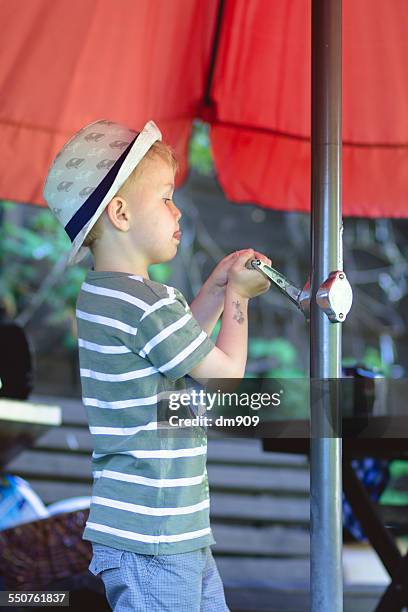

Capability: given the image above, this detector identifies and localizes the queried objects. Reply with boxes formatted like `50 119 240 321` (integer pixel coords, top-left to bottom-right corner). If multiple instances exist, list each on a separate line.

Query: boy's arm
189 279 225 337
190 284 248 380
189 251 270 382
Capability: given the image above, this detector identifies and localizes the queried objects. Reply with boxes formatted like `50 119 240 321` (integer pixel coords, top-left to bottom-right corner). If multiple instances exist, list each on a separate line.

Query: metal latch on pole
247 259 353 323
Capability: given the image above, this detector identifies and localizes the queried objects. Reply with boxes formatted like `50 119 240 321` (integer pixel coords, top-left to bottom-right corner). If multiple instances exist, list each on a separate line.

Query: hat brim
66 119 162 266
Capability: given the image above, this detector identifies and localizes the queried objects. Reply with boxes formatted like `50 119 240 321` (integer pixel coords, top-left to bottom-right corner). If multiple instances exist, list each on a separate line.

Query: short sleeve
135 286 215 382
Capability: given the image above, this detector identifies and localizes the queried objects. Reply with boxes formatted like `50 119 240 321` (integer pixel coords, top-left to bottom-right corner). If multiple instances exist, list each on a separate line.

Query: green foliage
188 121 214 176
249 337 297 366
246 336 307 419
148 263 172 283
342 346 391 376
361 346 390 375
380 460 408 506
0 201 87 350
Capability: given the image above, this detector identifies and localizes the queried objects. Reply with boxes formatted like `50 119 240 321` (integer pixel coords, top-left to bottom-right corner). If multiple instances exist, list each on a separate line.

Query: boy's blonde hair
83 138 178 252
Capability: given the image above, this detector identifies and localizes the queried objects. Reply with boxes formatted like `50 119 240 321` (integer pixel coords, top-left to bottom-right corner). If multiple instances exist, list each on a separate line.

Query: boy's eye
163 198 172 205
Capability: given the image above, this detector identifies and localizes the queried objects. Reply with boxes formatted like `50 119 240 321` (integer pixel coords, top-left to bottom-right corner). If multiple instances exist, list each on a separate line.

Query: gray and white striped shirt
76 269 215 555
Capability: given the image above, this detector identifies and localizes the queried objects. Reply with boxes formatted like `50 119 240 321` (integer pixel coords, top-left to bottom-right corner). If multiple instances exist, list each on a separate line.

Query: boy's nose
171 202 182 221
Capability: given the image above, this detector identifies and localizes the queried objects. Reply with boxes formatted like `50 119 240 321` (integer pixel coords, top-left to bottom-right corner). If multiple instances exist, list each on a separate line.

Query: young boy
43 119 271 611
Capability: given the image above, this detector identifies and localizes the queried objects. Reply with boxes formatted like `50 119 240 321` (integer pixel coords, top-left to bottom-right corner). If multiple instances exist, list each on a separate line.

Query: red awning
0 0 407 217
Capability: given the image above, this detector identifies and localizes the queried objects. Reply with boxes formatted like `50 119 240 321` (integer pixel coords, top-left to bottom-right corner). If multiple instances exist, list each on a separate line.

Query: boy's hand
207 249 271 291
227 249 272 299
206 250 249 291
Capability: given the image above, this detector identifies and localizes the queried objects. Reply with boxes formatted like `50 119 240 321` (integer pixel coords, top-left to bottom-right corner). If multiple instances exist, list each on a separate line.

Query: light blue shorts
88 542 230 612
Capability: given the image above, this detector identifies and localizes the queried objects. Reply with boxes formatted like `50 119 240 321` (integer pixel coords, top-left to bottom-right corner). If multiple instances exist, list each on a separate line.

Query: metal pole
310 0 343 610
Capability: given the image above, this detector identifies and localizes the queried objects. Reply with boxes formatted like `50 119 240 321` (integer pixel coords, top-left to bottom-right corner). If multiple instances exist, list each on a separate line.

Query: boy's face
123 154 182 266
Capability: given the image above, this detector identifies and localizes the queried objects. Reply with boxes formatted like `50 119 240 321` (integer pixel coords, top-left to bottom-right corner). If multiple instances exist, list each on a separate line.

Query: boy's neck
92 259 150 279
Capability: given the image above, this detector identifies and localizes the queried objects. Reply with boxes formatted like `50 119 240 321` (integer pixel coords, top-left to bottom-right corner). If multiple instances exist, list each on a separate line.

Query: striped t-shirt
76 269 216 555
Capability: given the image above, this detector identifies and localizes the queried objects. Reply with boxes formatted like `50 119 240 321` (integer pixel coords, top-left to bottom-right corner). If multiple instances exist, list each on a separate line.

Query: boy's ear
105 196 130 231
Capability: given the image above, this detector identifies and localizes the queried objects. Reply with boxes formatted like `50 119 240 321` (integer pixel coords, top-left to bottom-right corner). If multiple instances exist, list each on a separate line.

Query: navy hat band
65 137 136 243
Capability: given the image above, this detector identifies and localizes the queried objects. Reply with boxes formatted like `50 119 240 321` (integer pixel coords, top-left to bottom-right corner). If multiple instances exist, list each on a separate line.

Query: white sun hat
43 119 162 266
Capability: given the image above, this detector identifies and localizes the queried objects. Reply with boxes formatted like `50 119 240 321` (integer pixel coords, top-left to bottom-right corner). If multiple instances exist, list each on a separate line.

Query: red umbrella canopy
0 0 407 216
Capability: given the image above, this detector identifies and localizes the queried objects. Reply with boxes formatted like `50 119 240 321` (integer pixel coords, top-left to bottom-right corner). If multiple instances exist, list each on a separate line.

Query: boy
43 119 271 611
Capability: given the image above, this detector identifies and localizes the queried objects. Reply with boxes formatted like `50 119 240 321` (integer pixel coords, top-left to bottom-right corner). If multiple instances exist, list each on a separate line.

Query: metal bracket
247 260 352 323
316 271 353 323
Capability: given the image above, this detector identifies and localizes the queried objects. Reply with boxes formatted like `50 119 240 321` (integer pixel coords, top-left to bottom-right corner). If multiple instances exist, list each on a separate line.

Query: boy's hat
43 119 162 266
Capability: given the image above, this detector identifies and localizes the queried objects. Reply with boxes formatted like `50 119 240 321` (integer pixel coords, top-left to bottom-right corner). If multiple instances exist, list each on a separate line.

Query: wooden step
23 480 91 505
207 464 308 496
6 451 92 483
211 524 309 558
217 556 310 586
30 394 88 426
35 427 93 454
210 492 309 527
207 439 308 469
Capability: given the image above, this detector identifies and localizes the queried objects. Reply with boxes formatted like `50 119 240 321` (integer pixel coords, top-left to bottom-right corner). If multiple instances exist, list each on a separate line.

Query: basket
0 509 92 590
